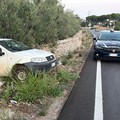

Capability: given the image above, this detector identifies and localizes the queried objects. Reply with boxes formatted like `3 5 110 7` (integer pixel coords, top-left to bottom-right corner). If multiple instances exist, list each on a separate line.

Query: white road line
94 60 103 120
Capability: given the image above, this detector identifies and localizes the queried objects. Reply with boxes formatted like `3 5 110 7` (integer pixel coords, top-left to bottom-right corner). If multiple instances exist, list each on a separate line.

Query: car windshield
0 39 32 52
99 32 120 41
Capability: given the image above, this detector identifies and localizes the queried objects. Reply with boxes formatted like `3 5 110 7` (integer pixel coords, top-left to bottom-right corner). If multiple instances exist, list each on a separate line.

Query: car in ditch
0 39 57 80
93 30 120 61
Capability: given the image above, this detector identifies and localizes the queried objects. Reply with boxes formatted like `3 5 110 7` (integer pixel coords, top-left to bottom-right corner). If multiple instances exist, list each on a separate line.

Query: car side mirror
93 37 97 41
0 48 5 56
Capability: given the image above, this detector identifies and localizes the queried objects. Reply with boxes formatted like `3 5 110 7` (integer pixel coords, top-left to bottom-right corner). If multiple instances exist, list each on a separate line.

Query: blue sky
60 0 120 19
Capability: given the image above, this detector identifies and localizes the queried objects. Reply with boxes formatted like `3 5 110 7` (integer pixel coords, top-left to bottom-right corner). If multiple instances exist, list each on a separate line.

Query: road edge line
94 60 103 120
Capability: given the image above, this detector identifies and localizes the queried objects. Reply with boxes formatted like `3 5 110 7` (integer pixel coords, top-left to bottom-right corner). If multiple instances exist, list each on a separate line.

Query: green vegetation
0 0 81 46
86 13 120 23
60 51 74 65
39 109 46 116
61 55 68 65
57 69 79 83
1 69 79 103
2 82 10 103
83 13 120 28
114 22 120 30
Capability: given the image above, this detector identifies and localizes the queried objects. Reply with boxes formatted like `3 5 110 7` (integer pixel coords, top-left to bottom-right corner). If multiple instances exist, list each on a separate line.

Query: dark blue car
93 30 120 61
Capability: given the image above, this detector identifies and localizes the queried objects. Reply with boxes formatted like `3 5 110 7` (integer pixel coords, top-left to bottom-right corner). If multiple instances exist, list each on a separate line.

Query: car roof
0 38 12 41
100 30 120 33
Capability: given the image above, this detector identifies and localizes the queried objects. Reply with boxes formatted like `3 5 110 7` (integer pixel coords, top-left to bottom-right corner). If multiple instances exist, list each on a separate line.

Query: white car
0 39 57 80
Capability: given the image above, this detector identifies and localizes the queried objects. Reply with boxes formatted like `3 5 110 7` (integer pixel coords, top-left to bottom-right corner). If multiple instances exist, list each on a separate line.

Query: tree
114 22 120 30
0 0 81 46
86 13 120 27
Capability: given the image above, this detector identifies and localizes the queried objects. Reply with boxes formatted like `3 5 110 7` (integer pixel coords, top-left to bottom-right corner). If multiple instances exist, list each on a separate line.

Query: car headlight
31 57 47 62
95 45 103 50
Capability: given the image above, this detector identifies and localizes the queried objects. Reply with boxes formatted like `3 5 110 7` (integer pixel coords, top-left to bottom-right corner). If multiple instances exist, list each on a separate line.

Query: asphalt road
57 30 120 120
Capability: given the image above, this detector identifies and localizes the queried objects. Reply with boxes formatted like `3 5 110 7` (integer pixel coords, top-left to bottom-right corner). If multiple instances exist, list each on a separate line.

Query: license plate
109 53 118 57
51 62 55 67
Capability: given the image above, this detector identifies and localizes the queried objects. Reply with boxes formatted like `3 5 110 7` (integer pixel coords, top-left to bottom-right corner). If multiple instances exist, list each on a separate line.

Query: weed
61 51 74 65
48 42 57 48
78 51 83 57
61 55 68 65
2 82 10 103
39 110 46 116
13 72 62 102
69 60 80 67
38 100 49 116
50 48 55 53
57 69 79 83
82 30 86 33
67 51 73 59
48 86 63 97
22 118 27 120
73 48 80 54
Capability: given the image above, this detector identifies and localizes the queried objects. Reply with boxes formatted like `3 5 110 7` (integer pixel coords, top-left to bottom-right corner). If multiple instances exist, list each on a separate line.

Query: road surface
57 30 120 120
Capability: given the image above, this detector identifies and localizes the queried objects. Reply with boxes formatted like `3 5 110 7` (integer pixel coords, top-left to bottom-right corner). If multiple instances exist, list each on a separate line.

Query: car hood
15 49 53 58
96 40 120 48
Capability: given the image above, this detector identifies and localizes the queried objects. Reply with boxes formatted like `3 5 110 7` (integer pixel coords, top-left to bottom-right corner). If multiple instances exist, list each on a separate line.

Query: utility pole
88 11 91 16
88 11 91 29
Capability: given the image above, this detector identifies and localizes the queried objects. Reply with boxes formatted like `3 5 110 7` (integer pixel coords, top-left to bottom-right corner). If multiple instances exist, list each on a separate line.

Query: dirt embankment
42 31 83 58
55 31 82 57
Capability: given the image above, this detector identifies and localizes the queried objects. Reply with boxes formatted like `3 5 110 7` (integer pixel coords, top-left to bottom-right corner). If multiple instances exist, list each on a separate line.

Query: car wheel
13 66 28 81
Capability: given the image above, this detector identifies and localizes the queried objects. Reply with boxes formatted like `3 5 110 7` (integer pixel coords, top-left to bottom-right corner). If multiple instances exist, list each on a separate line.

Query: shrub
0 0 81 46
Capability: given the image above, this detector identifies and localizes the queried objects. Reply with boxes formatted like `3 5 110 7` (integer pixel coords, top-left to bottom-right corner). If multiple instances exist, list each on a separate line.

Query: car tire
13 66 28 81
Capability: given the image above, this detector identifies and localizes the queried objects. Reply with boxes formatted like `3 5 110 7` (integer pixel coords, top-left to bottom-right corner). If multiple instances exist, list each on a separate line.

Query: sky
60 0 120 19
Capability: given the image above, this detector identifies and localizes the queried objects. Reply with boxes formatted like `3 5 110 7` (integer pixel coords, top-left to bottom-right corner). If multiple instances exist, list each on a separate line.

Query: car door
0 46 8 76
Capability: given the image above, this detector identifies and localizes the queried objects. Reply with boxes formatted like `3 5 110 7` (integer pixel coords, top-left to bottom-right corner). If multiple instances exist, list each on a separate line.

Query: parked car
0 39 57 80
93 30 120 61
